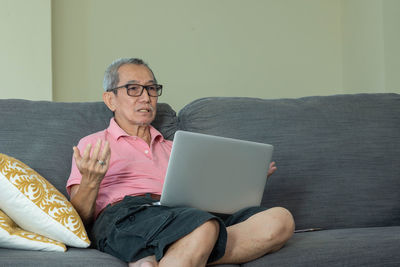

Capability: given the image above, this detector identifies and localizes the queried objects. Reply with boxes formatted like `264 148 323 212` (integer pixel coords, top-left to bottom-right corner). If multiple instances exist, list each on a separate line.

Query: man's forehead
125 79 156 84
118 64 155 83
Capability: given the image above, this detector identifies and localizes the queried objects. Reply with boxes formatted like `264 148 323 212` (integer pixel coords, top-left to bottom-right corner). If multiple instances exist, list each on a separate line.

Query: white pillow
0 209 66 252
0 153 90 248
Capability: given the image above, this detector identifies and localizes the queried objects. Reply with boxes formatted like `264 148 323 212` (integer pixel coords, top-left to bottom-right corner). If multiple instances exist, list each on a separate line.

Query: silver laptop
160 130 274 214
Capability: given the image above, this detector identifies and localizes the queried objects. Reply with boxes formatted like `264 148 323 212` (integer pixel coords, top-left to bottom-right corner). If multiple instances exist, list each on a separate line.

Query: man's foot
129 255 158 267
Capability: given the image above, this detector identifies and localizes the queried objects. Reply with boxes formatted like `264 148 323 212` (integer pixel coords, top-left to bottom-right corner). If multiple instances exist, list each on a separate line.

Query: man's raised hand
73 139 111 186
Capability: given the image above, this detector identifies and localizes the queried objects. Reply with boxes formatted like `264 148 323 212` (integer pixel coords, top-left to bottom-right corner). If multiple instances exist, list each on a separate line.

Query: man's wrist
80 178 101 191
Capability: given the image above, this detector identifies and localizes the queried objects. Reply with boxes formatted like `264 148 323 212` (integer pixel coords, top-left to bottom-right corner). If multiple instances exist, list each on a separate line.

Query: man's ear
103 91 116 112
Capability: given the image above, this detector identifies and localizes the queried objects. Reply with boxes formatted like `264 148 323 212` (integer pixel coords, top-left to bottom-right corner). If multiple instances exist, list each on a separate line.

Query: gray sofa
0 93 399 266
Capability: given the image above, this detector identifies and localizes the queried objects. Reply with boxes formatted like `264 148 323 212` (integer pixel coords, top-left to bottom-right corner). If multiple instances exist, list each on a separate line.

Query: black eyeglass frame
106 84 163 97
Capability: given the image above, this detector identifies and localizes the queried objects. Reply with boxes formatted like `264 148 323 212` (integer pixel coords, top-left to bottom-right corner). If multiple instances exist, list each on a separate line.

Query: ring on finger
97 160 105 166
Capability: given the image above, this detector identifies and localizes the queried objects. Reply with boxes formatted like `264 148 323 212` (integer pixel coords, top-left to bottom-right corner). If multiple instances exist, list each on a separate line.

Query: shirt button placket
144 149 152 159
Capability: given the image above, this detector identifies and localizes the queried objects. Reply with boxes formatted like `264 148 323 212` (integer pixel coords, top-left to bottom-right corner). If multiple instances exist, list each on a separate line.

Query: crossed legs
129 220 220 267
129 207 295 267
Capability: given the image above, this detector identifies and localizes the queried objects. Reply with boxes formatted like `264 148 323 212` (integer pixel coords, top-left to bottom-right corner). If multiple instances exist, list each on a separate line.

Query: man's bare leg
209 207 295 265
129 255 157 267
159 220 220 267
130 219 219 267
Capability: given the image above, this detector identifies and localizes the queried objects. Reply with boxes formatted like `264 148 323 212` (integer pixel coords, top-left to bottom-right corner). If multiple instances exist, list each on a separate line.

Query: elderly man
67 58 294 267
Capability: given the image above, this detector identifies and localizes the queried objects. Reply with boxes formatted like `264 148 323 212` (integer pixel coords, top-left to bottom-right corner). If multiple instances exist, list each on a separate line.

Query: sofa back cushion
178 94 400 230
0 100 177 197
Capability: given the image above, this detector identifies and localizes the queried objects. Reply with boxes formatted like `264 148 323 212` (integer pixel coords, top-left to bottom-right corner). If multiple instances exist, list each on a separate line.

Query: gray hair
103 58 157 91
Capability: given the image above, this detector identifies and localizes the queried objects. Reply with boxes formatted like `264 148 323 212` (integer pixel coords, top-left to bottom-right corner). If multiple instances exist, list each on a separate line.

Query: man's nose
138 88 151 102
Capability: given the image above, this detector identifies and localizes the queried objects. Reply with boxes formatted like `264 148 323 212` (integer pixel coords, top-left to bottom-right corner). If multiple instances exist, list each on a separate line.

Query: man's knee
167 219 219 264
248 207 294 247
179 219 220 251
197 219 220 242
264 207 295 245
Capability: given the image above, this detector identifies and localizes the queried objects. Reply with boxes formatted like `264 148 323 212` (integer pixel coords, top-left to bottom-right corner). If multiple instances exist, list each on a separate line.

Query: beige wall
1 1 398 110
52 0 344 111
0 0 52 100
383 0 400 92
342 0 386 93
341 0 400 94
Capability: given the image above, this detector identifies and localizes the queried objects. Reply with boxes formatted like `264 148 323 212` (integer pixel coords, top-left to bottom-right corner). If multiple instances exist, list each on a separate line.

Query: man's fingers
91 139 102 162
75 140 109 171
72 146 82 162
267 161 277 178
100 141 111 163
82 143 92 160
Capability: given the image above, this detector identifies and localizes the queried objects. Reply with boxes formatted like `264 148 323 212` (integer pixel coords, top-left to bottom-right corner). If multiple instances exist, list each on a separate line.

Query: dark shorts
92 195 267 263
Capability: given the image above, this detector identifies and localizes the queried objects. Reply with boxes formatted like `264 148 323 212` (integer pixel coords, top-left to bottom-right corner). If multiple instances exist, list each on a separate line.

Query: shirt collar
107 118 165 142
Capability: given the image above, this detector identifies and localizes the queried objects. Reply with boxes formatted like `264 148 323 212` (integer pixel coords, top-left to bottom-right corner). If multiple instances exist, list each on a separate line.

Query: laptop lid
160 130 274 214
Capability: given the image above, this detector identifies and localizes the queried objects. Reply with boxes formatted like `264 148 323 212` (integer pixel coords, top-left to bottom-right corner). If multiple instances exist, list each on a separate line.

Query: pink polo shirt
66 118 173 218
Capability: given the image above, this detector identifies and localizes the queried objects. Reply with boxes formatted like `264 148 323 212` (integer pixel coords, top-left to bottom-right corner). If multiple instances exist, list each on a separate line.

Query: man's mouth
137 106 153 113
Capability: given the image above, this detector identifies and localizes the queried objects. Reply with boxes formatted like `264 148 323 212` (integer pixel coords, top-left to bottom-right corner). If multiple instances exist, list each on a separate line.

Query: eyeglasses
107 84 162 97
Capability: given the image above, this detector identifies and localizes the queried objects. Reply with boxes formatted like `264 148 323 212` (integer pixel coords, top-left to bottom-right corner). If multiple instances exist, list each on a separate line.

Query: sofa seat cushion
0 247 127 267
0 247 242 267
244 226 400 267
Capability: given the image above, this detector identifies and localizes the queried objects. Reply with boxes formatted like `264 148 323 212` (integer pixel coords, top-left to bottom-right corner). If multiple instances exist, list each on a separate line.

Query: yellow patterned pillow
0 153 90 248
0 210 66 252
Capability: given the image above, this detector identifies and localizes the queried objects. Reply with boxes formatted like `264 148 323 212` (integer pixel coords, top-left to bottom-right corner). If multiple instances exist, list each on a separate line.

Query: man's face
111 64 158 127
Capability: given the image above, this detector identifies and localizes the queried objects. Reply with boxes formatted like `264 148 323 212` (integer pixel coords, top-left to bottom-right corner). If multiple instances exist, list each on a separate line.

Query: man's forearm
70 182 100 226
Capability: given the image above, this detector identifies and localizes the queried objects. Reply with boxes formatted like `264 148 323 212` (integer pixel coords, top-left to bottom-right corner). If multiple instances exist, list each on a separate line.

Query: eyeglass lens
126 84 162 97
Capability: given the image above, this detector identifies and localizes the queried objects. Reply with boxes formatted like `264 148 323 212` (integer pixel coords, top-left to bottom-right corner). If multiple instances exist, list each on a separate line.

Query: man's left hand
267 161 277 178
